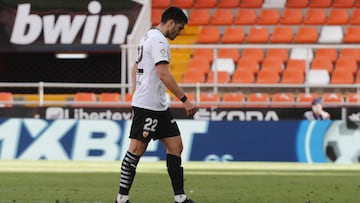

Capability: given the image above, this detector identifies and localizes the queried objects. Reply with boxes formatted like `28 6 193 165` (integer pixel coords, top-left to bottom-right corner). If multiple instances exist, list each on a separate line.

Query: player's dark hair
161 7 188 24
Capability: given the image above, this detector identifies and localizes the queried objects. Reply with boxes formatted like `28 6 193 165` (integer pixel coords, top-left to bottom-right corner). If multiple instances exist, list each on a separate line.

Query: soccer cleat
175 198 195 203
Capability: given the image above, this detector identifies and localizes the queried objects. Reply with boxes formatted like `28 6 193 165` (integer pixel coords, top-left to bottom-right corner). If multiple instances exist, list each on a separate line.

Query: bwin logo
10 1 129 45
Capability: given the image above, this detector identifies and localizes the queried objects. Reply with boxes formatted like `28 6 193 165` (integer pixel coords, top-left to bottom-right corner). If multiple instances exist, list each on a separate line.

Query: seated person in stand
303 98 331 120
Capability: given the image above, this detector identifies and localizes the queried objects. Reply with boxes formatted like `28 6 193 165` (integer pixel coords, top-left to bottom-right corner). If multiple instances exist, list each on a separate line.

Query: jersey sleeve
151 37 170 65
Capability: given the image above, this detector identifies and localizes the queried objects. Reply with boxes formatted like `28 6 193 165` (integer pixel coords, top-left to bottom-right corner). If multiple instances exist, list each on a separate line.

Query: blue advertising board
0 119 359 163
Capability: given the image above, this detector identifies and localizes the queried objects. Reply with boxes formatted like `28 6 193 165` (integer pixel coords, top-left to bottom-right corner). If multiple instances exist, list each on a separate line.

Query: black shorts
129 107 181 143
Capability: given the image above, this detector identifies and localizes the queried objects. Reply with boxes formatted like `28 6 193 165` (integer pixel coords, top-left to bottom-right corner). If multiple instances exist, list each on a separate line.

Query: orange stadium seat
266 48 289 63
239 0 263 8
207 71 230 83
217 0 241 8
339 48 360 62
350 9 360 24
330 69 355 84
272 92 295 107
221 27 245 44
192 48 214 63
257 9 280 25
326 9 349 25
188 9 211 25
193 0 217 8
333 0 355 8
236 57 260 75
199 92 220 107
151 9 162 26
346 93 360 103
99 92 121 102
309 0 332 8
315 48 338 63
246 27 270 43
222 92 245 107
73 92 97 107
304 9 326 25
231 68 255 83
311 57 334 73
242 48 264 63
172 0 194 8
210 9 234 25
152 0 171 8
295 27 319 43
223 92 244 102
270 27 294 43
335 57 358 74
322 93 344 104
343 27 360 43
0 92 13 107
234 10 257 25
247 92 270 107
297 93 318 103
280 9 304 25
281 69 305 84
286 0 309 8
218 48 240 63
256 69 280 84
187 58 211 74
182 70 206 83
296 93 319 106
197 26 221 43
261 57 284 74
286 59 306 73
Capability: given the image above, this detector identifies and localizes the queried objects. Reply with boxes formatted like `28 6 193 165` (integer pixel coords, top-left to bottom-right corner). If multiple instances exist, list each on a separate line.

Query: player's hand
183 100 197 118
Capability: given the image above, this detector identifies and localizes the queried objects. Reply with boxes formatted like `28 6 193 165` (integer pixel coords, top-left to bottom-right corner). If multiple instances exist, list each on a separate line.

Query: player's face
167 20 185 40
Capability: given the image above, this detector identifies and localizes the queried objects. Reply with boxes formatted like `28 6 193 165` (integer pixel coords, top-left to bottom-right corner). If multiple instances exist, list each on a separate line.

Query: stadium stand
3 0 360 109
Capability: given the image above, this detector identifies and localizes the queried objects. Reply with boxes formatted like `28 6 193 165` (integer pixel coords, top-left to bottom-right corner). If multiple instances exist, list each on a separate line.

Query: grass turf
0 161 360 203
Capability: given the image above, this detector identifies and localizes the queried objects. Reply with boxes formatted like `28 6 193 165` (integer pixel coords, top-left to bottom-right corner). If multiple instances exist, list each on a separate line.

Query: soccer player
115 7 196 203
303 98 331 120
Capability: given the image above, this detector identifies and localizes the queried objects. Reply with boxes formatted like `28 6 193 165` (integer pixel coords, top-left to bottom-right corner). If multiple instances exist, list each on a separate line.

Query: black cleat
175 198 195 203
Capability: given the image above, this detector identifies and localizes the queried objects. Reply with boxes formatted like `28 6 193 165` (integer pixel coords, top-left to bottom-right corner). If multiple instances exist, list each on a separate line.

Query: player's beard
167 28 178 40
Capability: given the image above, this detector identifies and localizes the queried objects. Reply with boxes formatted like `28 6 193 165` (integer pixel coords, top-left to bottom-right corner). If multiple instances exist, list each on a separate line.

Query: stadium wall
0 118 359 164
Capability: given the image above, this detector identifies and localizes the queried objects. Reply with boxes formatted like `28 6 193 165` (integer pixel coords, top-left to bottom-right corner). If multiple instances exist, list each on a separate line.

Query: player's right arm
131 63 138 93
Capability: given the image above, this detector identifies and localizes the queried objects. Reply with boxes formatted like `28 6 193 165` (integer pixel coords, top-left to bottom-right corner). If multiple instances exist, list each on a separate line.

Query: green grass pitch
0 161 360 203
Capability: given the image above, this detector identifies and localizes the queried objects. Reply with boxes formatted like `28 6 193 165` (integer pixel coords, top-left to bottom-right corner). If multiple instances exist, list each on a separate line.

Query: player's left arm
156 62 196 117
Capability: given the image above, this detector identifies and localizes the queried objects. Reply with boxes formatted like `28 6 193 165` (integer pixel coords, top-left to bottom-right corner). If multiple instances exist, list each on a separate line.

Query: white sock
175 194 187 202
116 193 129 203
